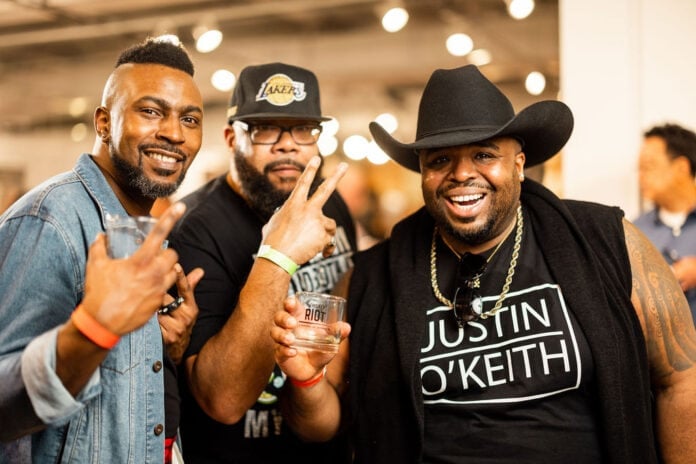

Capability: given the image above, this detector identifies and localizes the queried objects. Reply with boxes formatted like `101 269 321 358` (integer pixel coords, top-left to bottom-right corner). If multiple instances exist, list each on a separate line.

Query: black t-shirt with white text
421 209 602 463
169 175 356 463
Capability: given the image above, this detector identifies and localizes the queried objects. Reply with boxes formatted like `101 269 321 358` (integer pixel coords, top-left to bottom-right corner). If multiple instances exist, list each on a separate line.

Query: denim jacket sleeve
0 212 100 442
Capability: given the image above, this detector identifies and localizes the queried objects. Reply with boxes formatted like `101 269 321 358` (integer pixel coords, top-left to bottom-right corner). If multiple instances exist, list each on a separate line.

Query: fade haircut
645 123 696 176
115 37 194 77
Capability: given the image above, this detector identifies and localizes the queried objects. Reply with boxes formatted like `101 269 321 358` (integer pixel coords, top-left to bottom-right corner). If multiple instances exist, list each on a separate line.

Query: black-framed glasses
248 123 322 145
452 254 487 327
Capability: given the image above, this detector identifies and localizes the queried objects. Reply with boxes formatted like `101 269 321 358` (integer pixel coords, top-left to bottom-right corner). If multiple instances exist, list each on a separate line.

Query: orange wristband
289 367 327 388
71 304 120 350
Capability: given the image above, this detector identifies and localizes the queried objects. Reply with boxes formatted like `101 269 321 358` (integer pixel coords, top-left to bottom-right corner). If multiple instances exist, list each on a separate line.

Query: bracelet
70 304 120 350
289 367 327 388
257 244 299 276
159 296 184 314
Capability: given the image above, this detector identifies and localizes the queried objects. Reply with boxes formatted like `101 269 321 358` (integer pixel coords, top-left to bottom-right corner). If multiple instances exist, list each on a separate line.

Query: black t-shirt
163 349 179 438
421 209 602 463
168 175 356 463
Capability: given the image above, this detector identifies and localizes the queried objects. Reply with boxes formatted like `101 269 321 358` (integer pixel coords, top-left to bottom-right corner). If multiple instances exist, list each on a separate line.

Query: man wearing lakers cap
168 63 355 463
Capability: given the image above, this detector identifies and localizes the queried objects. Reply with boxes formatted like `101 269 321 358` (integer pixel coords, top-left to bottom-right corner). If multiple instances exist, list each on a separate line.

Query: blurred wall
560 0 696 220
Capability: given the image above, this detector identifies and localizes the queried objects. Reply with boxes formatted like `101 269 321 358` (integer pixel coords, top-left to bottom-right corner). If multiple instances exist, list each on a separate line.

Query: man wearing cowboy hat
271 64 696 463
167 62 356 463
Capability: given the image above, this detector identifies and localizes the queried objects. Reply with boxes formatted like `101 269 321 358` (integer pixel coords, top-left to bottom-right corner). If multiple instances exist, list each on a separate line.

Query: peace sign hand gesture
262 156 348 266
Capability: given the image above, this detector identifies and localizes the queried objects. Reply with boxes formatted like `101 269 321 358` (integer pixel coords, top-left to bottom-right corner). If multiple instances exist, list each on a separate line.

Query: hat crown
227 62 328 122
368 64 573 172
416 65 515 140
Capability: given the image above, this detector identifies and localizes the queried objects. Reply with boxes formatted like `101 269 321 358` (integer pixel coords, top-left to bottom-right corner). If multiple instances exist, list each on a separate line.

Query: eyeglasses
452 254 487 327
247 123 322 145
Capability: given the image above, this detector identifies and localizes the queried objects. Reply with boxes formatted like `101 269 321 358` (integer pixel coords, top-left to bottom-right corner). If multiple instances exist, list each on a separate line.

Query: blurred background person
335 162 382 250
635 123 696 324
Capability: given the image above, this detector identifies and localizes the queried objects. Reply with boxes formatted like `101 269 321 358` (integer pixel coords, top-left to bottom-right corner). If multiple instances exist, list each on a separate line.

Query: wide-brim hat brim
370 100 573 172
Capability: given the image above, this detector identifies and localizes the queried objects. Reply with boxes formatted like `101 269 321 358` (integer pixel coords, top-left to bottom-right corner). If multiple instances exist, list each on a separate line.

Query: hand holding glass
105 215 163 259
290 292 345 353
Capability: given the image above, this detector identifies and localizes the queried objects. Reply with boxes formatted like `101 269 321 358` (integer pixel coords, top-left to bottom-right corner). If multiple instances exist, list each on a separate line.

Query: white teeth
451 194 483 202
149 153 177 163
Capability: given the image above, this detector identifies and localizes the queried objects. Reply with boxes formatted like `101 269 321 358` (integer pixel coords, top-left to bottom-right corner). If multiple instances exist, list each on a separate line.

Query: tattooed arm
625 219 696 463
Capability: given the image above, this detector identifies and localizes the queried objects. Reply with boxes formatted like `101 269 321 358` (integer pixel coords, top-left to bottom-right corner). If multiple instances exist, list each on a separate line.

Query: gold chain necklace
430 205 523 320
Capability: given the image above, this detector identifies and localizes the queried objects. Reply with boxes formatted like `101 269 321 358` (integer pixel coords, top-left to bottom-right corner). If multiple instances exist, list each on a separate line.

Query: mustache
139 143 187 159
263 158 306 175
438 180 493 196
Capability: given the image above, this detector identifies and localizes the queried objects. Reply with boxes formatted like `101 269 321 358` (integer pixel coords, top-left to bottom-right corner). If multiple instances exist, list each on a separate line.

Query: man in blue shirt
635 123 696 324
0 38 204 463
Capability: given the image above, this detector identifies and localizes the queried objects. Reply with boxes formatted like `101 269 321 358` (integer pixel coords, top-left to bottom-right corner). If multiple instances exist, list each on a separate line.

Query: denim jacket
0 154 166 463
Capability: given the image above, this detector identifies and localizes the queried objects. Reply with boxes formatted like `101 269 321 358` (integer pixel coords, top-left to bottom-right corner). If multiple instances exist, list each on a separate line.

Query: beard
427 178 520 246
233 147 323 220
439 210 496 245
110 142 186 199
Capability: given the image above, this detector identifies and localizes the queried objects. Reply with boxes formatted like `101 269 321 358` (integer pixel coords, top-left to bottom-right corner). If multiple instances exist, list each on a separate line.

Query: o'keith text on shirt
420 284 582 405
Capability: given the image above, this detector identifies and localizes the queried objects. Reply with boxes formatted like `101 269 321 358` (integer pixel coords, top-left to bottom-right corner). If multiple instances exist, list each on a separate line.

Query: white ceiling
0 0 559 140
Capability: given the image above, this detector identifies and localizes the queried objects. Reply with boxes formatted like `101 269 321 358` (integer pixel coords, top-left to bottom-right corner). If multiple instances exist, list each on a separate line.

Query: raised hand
80 202 186 335
262 156 348 266
159 263 204 364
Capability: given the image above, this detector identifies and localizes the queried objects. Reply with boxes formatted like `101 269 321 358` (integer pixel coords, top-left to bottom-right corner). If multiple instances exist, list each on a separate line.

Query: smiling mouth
144 151 182 174
148 152 179 163
449 193 484 207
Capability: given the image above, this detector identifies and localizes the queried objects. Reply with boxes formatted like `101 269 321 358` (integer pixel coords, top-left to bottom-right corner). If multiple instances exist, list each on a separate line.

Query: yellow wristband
257 244 299 276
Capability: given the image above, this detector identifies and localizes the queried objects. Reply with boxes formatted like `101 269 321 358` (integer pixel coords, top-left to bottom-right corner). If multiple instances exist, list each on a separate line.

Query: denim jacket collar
73 153 129 228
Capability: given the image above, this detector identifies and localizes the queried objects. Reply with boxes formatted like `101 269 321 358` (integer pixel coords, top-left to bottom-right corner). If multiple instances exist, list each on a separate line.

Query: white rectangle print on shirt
420 284 582 405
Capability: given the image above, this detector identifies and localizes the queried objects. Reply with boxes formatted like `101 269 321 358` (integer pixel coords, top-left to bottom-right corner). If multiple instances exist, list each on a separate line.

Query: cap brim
370 100 573 172
228 112 331 122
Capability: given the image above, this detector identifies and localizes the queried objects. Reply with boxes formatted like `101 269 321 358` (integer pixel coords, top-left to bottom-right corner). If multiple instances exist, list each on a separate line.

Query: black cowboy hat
369 64 574 172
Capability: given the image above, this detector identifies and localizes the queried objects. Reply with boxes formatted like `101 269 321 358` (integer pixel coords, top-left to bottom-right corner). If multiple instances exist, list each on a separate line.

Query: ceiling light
193 22 222 53
211 69 236 92
321 118 340 137
153 34 181 46
343 135 369 160
318 134 338 156
506 0 535 20
525 71 546 95
468 49 492 66
382 7 409 33
446 33 474 57
196 29 222 53
375 113 398 134
366 141 390 165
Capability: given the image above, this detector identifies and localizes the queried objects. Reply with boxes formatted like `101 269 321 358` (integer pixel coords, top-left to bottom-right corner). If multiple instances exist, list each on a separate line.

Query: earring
519 173 525 181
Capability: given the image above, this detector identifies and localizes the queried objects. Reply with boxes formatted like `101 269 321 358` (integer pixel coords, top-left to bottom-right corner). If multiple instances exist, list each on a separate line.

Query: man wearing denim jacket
0 38 204 463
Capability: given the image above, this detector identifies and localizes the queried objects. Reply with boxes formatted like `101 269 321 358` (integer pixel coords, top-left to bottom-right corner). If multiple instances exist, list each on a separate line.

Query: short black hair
115 37 194 77
645 123 696 176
